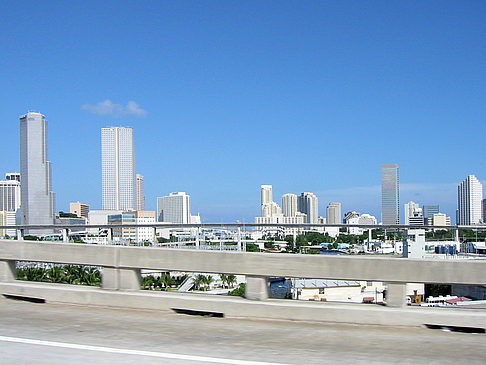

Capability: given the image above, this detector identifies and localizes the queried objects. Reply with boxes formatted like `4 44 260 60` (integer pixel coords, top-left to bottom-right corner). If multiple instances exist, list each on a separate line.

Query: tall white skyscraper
282 193 298 217
326 202 342 224
157 192 191 223
457 174 483 225
298 192 318 224
19 112 55 232
381 164 399 225
102 127 136 211
136 174 145 211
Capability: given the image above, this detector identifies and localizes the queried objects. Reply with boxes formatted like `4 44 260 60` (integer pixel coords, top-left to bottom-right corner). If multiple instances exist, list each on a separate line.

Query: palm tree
226 274 237 288
193 274 206 291
203 275 214 291
142 275 156 289
82 267 101 286
161 272 173 290
46 266 65 283
220 274 228 288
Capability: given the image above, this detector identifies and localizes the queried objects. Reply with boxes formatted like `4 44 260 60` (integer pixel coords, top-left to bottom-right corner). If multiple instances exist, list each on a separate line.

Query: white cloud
81 100 147 117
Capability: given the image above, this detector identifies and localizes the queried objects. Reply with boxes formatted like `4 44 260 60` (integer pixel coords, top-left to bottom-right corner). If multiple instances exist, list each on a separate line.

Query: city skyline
1 2 485 222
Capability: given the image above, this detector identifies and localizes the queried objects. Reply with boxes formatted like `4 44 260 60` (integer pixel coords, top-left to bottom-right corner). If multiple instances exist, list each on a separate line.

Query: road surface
0 296 484 364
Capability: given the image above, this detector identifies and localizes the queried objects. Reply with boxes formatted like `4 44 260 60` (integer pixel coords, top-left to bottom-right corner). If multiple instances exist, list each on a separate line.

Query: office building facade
457 174 483 225
381 164 399 225
102 127 136 211
157 192 191 224
19 112 55 232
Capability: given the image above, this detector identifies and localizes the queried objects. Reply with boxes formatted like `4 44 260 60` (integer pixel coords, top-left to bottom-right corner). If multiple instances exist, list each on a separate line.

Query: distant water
269 278 291 299
320 250 347 255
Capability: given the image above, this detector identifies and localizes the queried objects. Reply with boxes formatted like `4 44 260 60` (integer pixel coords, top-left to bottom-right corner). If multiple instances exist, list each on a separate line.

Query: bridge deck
1 297 484 364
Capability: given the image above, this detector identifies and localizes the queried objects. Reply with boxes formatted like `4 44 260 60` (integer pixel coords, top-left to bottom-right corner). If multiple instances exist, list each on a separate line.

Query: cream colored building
326 202 342 224
432 213 451 231
282 193 298 217
70 202 89 219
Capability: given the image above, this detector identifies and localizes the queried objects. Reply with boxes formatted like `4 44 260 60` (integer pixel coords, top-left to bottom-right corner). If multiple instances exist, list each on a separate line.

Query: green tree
228 283 246 297
246 243 260 252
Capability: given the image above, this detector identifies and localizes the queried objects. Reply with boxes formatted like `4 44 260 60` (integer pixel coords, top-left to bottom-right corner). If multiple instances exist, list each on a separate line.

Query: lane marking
0 335 291 365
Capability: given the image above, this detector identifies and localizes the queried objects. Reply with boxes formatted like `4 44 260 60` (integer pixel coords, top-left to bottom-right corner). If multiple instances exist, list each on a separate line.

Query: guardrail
1 239 485 307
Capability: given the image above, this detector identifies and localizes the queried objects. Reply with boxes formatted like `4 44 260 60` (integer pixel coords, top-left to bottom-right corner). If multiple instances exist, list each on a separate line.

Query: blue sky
1 1 485 223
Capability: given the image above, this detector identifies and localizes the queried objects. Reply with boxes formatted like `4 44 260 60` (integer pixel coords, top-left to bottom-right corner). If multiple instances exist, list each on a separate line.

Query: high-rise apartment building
19 112 55 232
70 202 89 220
261 185 272 206
282 193 298 217
326 202 342 224
157 192 191 224
457 174 483 225
102 127 136 211
381 164 399 225
260 185 281 218
136 174 145 211
298 192 318 224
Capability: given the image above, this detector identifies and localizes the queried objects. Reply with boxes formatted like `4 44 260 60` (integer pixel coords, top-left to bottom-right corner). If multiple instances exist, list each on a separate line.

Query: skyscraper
261 185 273 206
457 174 483 225
381 164 399 225
260 185 281 217
157 192 191 223
102 127 136 211
326 202 342 224
282 193 298 217
136 174 145 211
19 112 56 233
298 192 318 224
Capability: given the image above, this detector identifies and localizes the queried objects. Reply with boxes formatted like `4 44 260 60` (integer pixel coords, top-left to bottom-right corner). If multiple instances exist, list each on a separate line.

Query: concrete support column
16 229 23 240
237 227 242 251
62 228 69 243
245 276 269 300
152 227 157 247
0 260 16 282
195 227 200 249
102 267 141 290
386 283 407 307
107 228 113 243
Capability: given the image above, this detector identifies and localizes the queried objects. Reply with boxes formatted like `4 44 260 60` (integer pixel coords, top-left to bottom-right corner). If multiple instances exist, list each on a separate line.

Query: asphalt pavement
0 296 484 364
